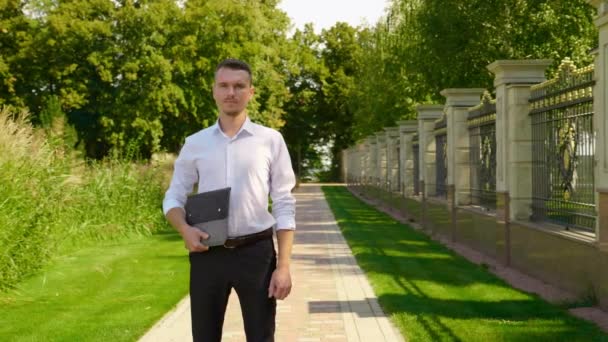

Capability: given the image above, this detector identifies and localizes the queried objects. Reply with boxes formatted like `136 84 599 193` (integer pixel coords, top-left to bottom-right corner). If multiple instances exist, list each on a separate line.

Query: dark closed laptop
185 187 231 246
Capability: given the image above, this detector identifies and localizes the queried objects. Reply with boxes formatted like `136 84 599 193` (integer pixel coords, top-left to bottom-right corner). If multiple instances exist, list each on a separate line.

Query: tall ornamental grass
0 107 168 290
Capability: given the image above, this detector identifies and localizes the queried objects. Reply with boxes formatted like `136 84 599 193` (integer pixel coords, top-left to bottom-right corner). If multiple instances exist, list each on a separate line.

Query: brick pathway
139 184 404 342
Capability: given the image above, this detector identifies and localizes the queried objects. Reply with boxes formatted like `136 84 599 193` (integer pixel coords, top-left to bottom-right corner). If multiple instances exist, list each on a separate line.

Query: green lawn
322 186 608 342
0 230 189 342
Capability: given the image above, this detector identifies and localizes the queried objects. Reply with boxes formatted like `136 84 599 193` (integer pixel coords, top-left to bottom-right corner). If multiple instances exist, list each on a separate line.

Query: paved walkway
139 184 404 342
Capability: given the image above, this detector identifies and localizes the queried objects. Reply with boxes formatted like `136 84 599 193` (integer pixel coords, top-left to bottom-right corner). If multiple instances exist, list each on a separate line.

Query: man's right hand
181 226 210 252
165 208 209 252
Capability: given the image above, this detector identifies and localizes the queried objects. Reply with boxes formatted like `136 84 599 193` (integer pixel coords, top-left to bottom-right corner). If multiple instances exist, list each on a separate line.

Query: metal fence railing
529 58 596 232
396 146 401 193
468 92 497 210
435 115 448 199
379 145 388 189
413 134 420 196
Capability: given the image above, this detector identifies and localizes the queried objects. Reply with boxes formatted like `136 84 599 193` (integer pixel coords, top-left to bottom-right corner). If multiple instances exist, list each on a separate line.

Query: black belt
223 228 273 249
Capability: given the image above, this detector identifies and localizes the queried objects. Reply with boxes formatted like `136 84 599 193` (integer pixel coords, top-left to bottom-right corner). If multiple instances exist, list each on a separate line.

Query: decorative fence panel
413 134 420 195
435 116 448 198
529 59 596 232
378 139 388 190
468 92 497 210
390 142 400 191
396 146 401 192
369 143 378 187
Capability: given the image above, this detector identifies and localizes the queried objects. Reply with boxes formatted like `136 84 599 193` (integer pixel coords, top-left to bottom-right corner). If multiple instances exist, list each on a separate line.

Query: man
162 58 296 342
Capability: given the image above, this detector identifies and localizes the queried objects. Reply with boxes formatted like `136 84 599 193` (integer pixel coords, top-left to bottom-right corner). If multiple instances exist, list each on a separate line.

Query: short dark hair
215 58 252 84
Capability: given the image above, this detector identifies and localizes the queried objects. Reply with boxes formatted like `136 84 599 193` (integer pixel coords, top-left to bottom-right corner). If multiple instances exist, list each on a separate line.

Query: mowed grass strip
322 186 607 342
0 230 189 342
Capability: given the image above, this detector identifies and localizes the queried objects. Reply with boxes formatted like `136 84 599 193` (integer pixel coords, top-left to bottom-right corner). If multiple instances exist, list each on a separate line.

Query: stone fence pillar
488 61 551 220
385 127 401 192
375 132 387 189
398 120 418 196
417 105 444 197
356 143 365 184
488 59 551 264
417 105 443 227
440 89 486 209
589 0 608 246
341 148 349 183
367 136 377 186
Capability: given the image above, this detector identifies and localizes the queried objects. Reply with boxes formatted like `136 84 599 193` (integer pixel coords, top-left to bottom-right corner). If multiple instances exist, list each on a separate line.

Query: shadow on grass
321 186 608 342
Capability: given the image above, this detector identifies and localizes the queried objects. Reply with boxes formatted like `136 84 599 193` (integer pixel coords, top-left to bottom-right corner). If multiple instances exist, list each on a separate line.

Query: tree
318 23 361 180
348 0 597 143
281 22 364 181
2 0 294 159
166 0 292 152
280 24 328 179
0 0 34 109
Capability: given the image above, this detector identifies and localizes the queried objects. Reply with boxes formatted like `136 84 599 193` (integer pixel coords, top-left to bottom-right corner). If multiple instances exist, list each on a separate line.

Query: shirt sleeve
162 138 198 215
269 132 297 230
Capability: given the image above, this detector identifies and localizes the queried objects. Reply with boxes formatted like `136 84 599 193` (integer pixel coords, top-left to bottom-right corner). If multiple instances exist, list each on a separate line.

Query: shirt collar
212 116 255 138
240 116 255 136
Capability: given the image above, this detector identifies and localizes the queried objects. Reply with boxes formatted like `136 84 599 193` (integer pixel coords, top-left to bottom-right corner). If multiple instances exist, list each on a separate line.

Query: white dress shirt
163 117 296 237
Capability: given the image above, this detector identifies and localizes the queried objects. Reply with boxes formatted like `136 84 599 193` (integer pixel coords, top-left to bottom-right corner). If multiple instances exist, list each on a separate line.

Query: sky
277 0 390 34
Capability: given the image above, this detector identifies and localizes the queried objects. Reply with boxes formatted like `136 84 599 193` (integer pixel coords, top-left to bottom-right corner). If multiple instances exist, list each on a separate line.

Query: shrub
0 107 168 290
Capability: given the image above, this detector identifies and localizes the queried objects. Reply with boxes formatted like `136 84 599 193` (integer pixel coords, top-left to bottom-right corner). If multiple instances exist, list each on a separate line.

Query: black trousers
189 238 277 342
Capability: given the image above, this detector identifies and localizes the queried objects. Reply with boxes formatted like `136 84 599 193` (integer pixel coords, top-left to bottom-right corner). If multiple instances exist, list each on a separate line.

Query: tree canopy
2 0 292 158
349 0 597 139
0 0 599 180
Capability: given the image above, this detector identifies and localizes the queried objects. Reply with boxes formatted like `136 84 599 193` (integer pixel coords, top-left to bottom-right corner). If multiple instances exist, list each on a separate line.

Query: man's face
212 67 254 117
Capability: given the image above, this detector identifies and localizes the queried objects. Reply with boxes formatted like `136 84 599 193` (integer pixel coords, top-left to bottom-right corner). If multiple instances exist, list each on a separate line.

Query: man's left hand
268 266 291 300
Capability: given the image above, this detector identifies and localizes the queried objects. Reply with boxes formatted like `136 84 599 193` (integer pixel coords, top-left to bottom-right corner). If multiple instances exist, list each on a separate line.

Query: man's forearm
165 207 190 235
275 229 294 269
